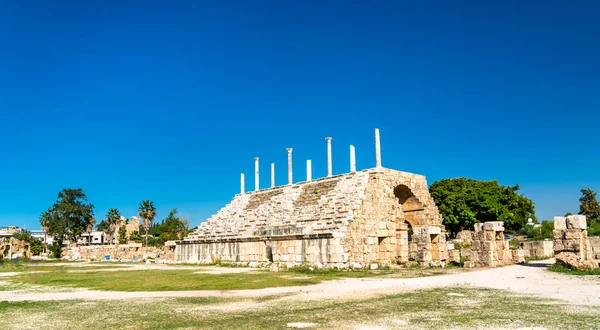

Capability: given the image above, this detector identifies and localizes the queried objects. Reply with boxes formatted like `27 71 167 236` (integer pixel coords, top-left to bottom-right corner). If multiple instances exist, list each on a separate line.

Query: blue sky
1 1 599 229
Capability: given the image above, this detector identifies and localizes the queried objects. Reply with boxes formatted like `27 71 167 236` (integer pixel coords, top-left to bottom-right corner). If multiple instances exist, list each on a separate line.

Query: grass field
0 287 597 329
1 262 469 292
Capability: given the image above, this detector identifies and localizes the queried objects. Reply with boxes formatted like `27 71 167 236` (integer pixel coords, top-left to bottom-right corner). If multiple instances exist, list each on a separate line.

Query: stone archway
394 185 426 263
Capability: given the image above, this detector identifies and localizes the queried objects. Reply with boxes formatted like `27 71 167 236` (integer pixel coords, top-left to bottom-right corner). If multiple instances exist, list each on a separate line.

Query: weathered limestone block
483 221 504 232
566 215 587 230
554 217 567 230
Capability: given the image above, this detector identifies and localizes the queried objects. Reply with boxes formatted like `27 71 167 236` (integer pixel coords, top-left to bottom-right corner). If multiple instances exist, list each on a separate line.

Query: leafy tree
129 230 143 243
138 200 157 247
429 178 535 236
105 208 122 245
39 188 95 255
155 208 188 242
118 225 128 244
564 212 573 217
579 188 600 225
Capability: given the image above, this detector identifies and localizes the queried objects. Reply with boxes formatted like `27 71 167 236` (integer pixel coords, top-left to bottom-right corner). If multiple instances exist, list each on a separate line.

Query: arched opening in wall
394 185 425 262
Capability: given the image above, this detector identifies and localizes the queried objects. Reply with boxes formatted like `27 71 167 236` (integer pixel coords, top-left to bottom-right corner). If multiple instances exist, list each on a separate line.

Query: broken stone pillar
375 128 382 168
306 159 312 182
287 148 293 185
326 137 332 177
254 157 259 192
270 163 275 188
350 145 356 172
240 173 245 194
464 221 511 268
553 215 597 270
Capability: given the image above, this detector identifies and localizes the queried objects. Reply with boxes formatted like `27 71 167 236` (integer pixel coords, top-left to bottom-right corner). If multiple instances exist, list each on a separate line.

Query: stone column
254 157 259 191
270 163 275 188
240 173 245 195
287 148 293 185
306 160 312 182
350 145 356 172
375 128 382 168
326 137 332 177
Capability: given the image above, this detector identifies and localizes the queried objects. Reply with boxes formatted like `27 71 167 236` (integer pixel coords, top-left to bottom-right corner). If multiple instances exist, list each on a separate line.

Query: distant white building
78 231 106 245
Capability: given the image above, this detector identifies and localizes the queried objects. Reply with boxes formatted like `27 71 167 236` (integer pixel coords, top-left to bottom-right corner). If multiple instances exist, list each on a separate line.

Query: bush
588 222 600 236
48 243 62 258
518 221 553 241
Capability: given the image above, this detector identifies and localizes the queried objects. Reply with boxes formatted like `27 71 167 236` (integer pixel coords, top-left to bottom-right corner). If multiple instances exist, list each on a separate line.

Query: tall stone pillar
350 145 356 172
306 160 312 182
270 163 275 188
287 148 293 185
375 128 382 168
326 137 332 177
254 158 259 191
240 173 245 195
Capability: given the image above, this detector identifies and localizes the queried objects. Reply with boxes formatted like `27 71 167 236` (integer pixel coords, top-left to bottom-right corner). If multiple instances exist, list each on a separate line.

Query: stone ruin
553 215 598 270
448 221 513 267
0 237 31 260
177 129 449 268
62 243 175 263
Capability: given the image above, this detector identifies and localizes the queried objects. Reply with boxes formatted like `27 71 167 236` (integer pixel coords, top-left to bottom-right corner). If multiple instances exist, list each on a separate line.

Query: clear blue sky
1 1 599 229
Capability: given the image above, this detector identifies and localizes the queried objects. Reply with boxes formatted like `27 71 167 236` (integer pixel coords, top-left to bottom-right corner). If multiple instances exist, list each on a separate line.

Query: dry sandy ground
1 260 599 305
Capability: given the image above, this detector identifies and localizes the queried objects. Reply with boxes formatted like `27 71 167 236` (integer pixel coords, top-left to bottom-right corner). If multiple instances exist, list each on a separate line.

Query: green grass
548 263 600 275
0 287 597 329
7 268 389 291
0 262 129 273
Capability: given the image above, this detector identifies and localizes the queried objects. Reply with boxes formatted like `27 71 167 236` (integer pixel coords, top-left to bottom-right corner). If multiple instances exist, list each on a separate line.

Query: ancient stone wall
589 236 600 260
519 241 554 259
553 215 598 269
178 167 447 267
0 238 30 259
62 244 175 263
464 222 512 268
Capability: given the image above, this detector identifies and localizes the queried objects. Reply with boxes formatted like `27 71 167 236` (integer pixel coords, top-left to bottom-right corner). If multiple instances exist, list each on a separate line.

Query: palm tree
105 208 121 245
84 217 96 246
138 200 156 247
40 216 49 255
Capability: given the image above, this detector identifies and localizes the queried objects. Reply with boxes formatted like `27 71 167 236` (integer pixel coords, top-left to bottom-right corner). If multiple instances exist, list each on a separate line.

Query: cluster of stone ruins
172 128 599 269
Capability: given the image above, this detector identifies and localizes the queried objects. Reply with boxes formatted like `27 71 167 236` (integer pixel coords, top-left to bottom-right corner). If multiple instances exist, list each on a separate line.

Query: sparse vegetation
0 287 598 329
548 263 600 276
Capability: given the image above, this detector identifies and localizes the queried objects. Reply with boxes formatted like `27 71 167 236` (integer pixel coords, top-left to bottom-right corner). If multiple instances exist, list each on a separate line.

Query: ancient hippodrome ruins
176 129 449 268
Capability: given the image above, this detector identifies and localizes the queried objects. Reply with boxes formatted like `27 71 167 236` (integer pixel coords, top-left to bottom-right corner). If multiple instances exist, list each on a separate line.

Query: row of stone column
241 128 382 194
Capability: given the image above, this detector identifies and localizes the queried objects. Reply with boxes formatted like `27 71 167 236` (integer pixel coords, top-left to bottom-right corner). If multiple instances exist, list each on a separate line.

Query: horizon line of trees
38 189 191 257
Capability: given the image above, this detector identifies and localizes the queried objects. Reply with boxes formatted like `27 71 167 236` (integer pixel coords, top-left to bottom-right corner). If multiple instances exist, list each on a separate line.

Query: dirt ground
1 259 599 305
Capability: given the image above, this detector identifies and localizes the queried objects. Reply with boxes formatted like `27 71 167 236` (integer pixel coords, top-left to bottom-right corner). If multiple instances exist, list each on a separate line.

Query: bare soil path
1 260 599 305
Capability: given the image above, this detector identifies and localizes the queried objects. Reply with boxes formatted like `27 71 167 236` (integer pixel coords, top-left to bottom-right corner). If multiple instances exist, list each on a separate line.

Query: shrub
588 222 600 236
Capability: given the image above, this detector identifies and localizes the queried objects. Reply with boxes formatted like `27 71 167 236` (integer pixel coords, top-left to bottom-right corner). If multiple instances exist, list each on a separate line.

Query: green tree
579 188 600 225
429 178 535 236
105 208 122 245
155 208 188 242
129 230 143 243
118 225 128 244
138 200 156 247
39 188 95 256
